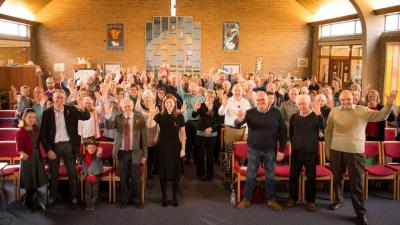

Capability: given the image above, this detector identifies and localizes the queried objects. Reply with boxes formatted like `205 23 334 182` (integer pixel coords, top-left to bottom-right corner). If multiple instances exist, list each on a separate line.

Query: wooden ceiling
295 0 330 14
0 0 51 14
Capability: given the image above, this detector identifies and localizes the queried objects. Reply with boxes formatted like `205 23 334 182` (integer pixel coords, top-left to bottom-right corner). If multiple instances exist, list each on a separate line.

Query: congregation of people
10 64 400 225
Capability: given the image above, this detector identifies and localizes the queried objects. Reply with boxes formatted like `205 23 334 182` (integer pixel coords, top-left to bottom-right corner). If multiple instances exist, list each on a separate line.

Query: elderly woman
192 90 224 181
365 90 395 141
315 94 330 132
135 89 160 178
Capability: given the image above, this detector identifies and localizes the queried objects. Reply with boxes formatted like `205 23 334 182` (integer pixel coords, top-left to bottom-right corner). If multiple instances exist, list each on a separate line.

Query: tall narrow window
171 0 176 17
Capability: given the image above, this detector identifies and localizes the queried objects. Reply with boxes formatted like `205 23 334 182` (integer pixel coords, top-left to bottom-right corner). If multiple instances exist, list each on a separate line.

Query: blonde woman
15 108 47 210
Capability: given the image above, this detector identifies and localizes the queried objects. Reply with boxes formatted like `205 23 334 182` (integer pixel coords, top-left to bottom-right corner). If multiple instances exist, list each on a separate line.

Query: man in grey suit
105 98 148 209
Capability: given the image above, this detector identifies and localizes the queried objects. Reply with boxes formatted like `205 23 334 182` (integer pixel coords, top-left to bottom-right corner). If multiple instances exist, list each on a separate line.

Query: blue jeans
243 148 276 201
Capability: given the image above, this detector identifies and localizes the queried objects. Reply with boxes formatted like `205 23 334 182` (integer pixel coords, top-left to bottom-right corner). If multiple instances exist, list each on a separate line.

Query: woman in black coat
192 90 224 181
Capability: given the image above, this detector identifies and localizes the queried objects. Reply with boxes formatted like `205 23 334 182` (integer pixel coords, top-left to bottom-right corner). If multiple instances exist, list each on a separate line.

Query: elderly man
104 98 148 209
280 87 299 130
287 95 324 212
40 90 90 208
235 91 287 211
325 90 397 225
218 84 251 154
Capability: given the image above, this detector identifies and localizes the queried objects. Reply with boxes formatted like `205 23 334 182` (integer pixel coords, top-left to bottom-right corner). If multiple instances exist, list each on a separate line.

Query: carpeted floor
1 165 399 225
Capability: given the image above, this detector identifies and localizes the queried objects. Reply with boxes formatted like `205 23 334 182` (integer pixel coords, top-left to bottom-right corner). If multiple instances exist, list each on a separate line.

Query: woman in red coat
15 108 47 210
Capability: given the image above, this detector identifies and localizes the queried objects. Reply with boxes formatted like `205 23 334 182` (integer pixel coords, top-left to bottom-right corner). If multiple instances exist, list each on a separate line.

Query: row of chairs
0 110 16 128
0 140 147 204
231 141 400 202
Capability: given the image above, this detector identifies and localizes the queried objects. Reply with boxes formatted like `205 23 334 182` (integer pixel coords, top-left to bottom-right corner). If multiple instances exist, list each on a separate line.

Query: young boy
82 138 103 211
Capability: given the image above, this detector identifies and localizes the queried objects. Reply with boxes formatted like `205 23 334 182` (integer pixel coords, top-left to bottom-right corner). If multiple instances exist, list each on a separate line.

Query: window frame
319 19 362 38
384 13 400 32
0 19 30 39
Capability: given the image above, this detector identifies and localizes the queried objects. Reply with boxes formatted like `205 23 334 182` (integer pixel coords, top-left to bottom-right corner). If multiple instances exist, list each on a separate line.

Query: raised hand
10 85 17 93
104 101 113 115
76 98 85 111
59 72 65 82
148 101 157 114
221 94 228 106
386 90 398 106
236 109 246 122
194 99 201 111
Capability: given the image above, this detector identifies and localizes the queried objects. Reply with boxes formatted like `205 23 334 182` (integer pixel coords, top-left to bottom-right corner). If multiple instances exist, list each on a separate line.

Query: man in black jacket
40 89 90 208
235 91 287 211
287 94 324 212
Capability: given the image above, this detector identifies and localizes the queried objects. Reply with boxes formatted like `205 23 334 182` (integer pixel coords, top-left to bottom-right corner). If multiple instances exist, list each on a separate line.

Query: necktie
124 117 130 150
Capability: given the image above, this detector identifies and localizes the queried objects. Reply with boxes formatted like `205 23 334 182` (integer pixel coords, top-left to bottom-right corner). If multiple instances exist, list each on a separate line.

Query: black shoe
172 198 178 207
328 202 343 210
118 202 128 209
206 176 213 181
357 215 369 225
148 174 154 179
162 198 168 207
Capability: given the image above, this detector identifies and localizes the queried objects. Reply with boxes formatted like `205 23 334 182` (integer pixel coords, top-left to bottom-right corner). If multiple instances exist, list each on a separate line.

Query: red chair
0 141 19 200
80 141 114 203
385 128 397 141
0 110 16 118
0 128 19 141
274 142 292 183
382 141 400 200
364 141 397 200
51 144 83 199
301 142 333 201
231 141 265 202
0 119 15 128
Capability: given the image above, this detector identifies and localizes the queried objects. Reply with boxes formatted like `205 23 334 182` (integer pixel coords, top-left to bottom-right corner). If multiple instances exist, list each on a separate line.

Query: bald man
235 91 287 211
105 98 147 209
325 90 397 225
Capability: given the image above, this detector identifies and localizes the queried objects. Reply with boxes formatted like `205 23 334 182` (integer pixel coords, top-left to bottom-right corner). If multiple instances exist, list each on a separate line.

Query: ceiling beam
308 14 359 26
0 13 40 25
373 5 400 15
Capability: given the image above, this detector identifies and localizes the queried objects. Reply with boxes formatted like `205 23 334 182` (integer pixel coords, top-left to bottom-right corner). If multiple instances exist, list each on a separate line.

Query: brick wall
35 0 312 78
0 47 31 65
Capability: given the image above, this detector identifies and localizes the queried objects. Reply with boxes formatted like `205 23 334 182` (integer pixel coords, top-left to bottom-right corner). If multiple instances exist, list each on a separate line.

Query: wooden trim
374 5 400 16
0 13 39 26
308 14 359 26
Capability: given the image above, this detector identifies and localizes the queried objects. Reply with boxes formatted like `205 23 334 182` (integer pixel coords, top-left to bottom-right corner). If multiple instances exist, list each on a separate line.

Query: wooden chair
385 128 397 141
231 141 266 202
112 158 147 203
0 128 18 141
80 141 114 203
0 141 20 201
364 141 397 200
